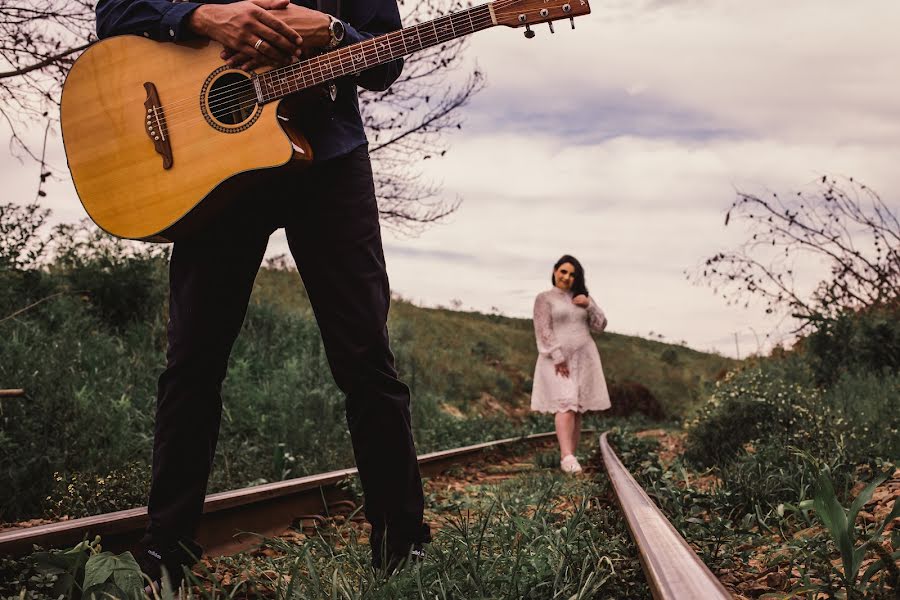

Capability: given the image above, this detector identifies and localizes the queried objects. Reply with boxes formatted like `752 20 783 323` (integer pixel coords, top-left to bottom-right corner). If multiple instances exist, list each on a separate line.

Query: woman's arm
533 294 565 364
586 297 608 334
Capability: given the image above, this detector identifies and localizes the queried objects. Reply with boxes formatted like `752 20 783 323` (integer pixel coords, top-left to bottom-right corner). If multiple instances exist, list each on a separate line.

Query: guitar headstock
491 0 591 35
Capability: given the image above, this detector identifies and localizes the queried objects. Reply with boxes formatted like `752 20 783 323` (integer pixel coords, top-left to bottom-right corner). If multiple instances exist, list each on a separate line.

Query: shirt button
169 28 175 37
143 32 150 37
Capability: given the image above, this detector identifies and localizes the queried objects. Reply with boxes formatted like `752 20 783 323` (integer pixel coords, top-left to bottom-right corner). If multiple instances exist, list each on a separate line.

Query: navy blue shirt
95 0 404 161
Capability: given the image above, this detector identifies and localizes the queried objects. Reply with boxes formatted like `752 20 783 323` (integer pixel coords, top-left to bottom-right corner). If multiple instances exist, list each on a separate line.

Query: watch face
332 18 345 41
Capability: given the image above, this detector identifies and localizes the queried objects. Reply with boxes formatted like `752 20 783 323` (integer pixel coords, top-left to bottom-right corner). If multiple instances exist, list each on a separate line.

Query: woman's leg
555 410 577 458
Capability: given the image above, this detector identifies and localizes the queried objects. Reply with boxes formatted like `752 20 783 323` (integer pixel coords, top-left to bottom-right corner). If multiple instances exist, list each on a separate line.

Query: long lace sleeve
586 297 608 333
534 294 565 364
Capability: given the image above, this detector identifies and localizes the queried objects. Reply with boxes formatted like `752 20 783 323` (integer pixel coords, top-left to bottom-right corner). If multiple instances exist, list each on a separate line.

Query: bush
802 304 900 386
53 223 169 330
684 361 819 468
45 463 151 519
607 381 665 420
685 361 899 470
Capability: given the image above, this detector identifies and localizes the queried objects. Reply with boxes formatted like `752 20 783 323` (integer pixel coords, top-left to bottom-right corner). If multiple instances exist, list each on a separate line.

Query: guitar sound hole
207 72 257 126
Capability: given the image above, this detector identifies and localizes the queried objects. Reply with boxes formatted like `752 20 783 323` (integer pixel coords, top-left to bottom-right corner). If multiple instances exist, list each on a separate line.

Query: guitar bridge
143 82 173 169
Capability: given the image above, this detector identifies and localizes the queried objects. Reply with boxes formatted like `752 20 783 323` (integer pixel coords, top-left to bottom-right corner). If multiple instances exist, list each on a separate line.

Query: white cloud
3 0 899 357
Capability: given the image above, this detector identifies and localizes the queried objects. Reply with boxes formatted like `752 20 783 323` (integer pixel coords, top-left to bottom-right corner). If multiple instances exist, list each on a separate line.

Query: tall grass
1 209 727 523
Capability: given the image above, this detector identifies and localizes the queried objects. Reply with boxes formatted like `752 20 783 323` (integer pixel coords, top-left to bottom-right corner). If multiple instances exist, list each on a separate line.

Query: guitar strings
148 3 567 131
152 0 547 118
152 2 553 126
152 8 498 123
158 0 563 121
152 12 498 129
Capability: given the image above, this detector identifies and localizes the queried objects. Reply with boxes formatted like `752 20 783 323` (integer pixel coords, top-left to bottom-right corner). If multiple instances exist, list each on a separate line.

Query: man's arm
339 0 405 92
96 0 304 66
96 0 204 41
231 1 404 91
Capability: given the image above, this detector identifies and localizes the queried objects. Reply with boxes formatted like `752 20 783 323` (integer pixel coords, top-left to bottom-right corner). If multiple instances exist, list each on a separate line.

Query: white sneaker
560 455 582 474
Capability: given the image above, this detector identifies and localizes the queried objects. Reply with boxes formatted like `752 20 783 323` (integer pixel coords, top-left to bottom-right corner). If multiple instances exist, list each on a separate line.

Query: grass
178 434 651 599
1 435 654 600
608 419 899 600
1 225 730 525
251 267 734 418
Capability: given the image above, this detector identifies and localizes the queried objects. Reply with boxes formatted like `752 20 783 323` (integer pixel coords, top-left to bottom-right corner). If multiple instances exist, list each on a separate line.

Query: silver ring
254 38 263 50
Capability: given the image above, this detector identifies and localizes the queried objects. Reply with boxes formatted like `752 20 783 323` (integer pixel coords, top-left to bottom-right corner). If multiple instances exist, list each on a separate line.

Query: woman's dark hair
552 254 589 297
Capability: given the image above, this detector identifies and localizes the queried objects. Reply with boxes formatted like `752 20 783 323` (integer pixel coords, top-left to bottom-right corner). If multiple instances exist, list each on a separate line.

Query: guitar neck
255 3 496 103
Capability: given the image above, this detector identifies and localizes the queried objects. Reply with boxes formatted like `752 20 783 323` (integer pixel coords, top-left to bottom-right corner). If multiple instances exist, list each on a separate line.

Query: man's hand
572 294 589 307
217 3 332 70
555 361 570 378
272 4 332 48
189 0 304 70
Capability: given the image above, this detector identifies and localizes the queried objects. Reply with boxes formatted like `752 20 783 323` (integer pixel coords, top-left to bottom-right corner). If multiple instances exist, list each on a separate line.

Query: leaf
83 582 125 600
30 545 90 597
797 499 815 511
871 497 900 539
83 552 117 590
812 473 854 582
84 550 144 596
858 549 900 588
847 471 890 537
111 551 145 598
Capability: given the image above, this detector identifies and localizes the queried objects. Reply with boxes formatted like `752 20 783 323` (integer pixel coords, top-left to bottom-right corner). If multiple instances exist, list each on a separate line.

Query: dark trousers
145 144 429 556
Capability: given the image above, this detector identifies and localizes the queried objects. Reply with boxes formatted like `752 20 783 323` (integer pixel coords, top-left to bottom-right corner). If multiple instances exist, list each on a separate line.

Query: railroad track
1 430 732 599
0 432 560 558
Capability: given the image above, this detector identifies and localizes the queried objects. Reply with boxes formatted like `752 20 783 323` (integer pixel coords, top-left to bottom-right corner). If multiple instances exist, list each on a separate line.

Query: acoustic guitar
60 0 591 241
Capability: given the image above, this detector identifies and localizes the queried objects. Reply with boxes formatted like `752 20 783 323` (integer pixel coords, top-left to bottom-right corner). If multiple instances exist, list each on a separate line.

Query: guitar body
60 0 591 241
61 35 311 242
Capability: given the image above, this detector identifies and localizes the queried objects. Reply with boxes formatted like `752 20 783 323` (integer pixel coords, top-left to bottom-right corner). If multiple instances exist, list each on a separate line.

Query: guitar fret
261 4 495 104
414 23 424 51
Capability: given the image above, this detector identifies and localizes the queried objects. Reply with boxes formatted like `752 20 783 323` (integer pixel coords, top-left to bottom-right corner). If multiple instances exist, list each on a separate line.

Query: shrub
45 463 151 519
607 381 665 420
685 361 899 470
683 360 823 468
802 304 900 386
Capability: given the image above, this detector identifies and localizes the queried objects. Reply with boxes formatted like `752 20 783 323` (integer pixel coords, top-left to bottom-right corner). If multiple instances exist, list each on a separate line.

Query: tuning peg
569 17 575 29
524 24 535 39
548 21 555 34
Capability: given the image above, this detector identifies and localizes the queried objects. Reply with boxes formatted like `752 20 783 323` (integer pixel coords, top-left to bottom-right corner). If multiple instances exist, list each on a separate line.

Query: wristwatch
327 15 345 49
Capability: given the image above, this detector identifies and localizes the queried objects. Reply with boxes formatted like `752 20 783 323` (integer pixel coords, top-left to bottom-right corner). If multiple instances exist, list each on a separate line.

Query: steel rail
0 431 559 558
599 431 731 600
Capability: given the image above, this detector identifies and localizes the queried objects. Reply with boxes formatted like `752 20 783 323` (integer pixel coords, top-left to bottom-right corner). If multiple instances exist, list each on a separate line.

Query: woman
531 255 611 473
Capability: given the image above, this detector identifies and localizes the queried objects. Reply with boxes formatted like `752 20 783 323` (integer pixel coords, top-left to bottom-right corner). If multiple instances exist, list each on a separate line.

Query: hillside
251 268 735 418
0 251 732 522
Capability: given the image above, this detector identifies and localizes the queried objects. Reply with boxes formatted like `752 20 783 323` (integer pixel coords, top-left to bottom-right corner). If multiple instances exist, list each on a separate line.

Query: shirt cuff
550 349 565 364
160 1 203 42
341 21 366 46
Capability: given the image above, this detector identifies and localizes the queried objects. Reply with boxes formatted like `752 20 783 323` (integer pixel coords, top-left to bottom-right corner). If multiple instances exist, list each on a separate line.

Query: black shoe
370 522 430 573
133 538 202 594
378 542 426 575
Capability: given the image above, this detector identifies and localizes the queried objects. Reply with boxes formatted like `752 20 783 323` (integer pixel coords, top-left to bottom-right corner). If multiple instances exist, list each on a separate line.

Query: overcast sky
4 0 899 357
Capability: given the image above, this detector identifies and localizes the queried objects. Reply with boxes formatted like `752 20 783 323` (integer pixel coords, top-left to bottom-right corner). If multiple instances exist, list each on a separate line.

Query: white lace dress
530 287 611 414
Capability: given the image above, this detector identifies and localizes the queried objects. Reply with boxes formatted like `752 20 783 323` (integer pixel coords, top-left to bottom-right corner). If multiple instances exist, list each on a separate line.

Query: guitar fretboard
254 4 495 102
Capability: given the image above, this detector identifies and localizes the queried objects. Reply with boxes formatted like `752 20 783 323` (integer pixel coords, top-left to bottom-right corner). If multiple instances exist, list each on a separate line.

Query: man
95 0 430 589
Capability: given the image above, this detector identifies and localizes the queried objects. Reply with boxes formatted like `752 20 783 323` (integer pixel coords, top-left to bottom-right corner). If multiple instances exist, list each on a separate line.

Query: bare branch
1 0 481 232
0 41 90 80
688 176 900 330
